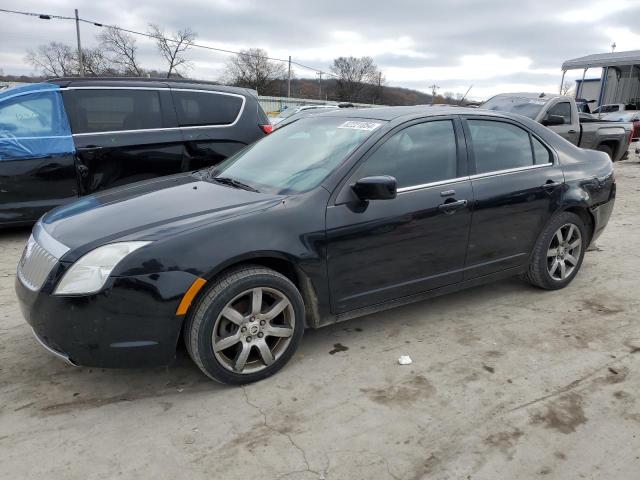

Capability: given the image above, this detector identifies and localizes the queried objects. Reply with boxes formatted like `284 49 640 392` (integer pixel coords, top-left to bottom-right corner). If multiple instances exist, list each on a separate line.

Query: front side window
0 90 74 161
173 91 243 127
66 89 163 134
547 102 572 124
0 93 56 137
354 120 458 188
468 120 535 173
206 116 382 193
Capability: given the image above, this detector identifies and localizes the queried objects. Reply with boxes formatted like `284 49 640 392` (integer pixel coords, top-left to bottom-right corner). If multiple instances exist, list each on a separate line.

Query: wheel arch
596 140 619 160
191 251 322 328
557 204 595 244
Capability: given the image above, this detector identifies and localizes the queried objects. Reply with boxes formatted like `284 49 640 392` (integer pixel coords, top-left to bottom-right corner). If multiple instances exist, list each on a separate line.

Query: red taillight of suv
260 124 274 134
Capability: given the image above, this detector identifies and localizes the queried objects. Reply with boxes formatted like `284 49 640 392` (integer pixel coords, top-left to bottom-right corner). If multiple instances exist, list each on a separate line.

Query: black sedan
15 106 616 384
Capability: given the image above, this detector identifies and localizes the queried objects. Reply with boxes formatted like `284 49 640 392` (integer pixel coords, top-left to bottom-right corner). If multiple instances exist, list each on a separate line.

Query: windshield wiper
211 176 260 193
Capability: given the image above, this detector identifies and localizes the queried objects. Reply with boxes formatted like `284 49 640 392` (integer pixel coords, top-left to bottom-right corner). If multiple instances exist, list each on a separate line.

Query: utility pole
429 83 440 104
611 42 616 53
287 56 291 98
317 72 322 99
74 9 84 77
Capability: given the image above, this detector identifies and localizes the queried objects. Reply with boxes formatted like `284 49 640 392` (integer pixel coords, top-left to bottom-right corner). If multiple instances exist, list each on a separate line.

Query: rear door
63 87 184 194
0 88 78 224
171 89 252 171
462 116 564 278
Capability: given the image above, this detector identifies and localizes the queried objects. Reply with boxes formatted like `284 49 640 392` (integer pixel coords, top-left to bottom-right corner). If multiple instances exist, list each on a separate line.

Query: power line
0 7 338 78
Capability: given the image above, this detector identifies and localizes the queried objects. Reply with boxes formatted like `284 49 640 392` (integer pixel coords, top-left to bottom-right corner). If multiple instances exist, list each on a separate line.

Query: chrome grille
17 235 58 291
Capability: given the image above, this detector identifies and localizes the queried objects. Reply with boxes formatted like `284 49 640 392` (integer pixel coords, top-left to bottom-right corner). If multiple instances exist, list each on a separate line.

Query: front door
462 117 564 278
544 100 579 144
0 87 78 224
62 88 184 194
326 118 472 313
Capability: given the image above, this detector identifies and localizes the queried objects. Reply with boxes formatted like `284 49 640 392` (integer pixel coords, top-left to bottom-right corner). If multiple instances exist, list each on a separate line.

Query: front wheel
184 265 305 384
525 212 587 290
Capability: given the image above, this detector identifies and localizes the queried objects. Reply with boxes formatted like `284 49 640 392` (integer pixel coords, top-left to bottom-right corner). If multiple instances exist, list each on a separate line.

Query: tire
596 144 614 161
183 265 305 384
524 212 587 290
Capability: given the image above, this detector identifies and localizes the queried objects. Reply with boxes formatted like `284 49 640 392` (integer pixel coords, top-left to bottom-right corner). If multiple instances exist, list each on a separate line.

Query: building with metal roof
560 50 640 110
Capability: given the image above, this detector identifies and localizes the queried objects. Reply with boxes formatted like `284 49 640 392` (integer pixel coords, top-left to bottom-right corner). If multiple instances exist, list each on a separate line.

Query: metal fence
258 95 378 116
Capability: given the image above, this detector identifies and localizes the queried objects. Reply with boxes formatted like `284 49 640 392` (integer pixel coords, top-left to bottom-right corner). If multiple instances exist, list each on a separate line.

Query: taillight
260 124 273 134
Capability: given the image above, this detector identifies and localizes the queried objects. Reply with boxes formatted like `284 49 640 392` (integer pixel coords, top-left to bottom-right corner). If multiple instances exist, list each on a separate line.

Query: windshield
481 96 547 119
206 116 384 194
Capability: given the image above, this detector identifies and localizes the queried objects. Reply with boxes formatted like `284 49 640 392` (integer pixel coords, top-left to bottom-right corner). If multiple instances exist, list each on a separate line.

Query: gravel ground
1 154 639 480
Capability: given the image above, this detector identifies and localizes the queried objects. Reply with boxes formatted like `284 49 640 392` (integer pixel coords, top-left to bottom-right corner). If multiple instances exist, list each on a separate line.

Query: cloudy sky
1 0 639 100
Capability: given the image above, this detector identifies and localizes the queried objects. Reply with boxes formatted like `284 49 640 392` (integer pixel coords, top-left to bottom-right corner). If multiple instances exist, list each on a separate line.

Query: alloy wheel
547 223 582 281
212 287 295 374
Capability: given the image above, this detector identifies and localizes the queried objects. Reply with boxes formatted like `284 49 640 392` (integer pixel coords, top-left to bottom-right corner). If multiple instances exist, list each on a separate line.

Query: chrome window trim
33 222 70 259
469 162 552 180
397 176 470 194
65 86 246 135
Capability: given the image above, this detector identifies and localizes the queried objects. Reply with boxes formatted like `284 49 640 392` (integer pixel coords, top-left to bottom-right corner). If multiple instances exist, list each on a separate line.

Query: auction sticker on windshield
338 121 382 131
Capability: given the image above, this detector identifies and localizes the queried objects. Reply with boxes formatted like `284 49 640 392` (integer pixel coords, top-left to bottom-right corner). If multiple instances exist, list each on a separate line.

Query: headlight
54 242 150 295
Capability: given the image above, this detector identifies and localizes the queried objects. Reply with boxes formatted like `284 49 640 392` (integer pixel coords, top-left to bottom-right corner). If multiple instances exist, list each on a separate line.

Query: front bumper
16 270 200 368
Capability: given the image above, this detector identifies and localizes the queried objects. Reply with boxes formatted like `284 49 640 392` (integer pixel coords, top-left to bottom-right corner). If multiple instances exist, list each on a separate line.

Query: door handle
78 145 103 152
567 130 577 134
438 199 467 213
542 180 562 189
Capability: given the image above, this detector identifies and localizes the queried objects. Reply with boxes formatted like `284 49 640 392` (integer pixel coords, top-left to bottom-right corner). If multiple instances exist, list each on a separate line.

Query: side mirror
352 175 397 201
542 114 565 126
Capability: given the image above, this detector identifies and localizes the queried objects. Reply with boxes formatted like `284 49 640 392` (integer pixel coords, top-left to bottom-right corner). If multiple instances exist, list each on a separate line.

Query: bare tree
25 42 77 77
148 24 196 78
98 26 144 76
224 48 286 93
330 56 380 102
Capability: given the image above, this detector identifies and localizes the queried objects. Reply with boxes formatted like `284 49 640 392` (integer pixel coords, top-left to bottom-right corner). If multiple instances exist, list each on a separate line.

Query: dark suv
0 78 271 226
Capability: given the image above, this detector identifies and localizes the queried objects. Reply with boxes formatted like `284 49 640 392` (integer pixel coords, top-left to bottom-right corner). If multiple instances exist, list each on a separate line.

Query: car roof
487 92 573 103
314 105 498 121
46 77 258 97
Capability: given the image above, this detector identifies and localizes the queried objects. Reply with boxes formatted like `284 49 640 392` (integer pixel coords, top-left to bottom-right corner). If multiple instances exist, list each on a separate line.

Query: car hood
41 173 283 254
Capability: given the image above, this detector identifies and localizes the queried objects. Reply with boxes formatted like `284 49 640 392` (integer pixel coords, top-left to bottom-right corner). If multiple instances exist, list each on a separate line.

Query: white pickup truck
482 93 633 161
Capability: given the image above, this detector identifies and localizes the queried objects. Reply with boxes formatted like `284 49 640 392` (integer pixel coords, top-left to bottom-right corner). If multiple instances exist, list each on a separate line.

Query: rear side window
355 120 458 188
172 90 243 127
532 136 552 164
468 120 535 174
66 89 163 134
547 102 572 124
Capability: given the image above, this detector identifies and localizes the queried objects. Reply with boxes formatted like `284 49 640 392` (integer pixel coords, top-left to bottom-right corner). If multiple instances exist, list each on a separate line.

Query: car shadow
8 275 537 417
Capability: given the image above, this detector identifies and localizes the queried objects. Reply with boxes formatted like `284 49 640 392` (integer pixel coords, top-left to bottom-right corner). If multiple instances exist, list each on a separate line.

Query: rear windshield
205 116 384 194
481 96 547 119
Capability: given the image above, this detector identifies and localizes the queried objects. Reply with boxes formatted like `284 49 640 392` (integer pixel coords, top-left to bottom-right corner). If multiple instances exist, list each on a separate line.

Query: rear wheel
596 144 614 161
525 212 587 290
184 265 305 384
